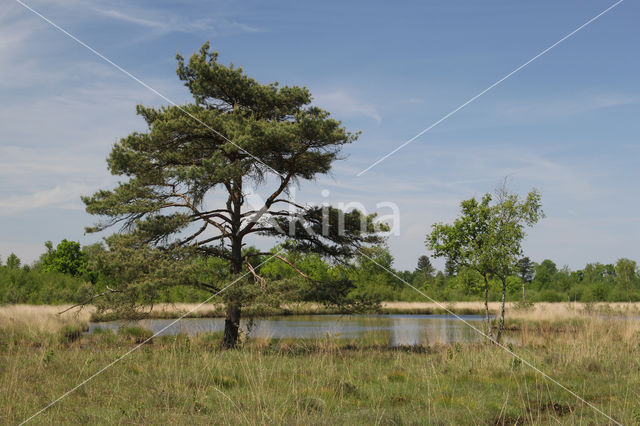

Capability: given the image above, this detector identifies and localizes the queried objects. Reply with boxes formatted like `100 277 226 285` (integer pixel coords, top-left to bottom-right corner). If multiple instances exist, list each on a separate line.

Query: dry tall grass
3 302 640 326
0 305 93 333
2 307 639 424
382 301 640 321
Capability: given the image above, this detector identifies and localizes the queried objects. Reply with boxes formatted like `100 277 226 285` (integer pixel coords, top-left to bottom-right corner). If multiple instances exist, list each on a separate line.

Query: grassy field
1 303 639 424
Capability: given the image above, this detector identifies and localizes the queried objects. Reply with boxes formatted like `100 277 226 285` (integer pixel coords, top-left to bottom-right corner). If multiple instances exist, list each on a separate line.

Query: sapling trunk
496 277 507 343
483 275 493 341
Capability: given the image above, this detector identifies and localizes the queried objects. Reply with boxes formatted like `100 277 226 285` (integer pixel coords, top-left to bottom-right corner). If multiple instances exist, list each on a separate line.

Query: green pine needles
83 43 385 348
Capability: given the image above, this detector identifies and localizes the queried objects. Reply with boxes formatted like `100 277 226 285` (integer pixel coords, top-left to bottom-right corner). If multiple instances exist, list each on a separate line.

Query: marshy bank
1 302 639 424
3 300 640 325
3 301 636 322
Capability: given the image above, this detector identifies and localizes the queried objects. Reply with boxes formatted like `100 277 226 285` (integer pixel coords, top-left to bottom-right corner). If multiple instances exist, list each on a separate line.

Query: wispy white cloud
10 0 263 49
0 6 136 88
0 146 98 178
0 6 33 52
462 148 598 202
337 142 612 269
525 215 640 267
494 93 635 121
0 5 181 217
313 90 382 123
96 8 167 29
0 182 94 215
359 142 598 202
94 7 262 36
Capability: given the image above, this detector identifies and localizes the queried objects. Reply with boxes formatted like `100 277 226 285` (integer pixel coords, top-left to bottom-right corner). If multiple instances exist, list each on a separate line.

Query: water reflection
387 315 483 346
89 314 486 346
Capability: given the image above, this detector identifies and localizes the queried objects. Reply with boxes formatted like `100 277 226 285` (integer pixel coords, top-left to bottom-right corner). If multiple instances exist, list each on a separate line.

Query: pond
89 314 488 346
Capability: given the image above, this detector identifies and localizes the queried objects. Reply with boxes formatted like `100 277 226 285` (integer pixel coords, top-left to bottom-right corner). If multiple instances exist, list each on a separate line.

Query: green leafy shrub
118 326 154 344
59 325 83 343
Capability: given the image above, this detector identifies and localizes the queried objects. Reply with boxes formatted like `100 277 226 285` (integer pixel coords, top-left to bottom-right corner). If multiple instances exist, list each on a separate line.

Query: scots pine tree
83 43 384 348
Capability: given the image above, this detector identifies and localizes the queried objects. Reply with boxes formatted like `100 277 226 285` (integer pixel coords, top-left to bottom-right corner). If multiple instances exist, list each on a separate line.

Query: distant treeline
1 241 639 305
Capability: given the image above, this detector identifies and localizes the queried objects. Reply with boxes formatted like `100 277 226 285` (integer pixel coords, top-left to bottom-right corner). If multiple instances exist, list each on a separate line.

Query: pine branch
57 286 121 315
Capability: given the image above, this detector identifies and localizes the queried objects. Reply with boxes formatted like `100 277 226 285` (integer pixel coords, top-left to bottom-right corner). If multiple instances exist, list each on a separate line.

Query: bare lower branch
247 252 312 281
272 254 311 280
57 286 121 315
272 198 307 210
172 192 231 236
244 257 266 290
239 173 293 237
195 234 226 246
175 222 208 247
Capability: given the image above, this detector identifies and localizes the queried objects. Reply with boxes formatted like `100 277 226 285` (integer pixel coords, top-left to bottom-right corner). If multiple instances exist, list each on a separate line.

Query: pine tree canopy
83 41 384 279
82 43 387 347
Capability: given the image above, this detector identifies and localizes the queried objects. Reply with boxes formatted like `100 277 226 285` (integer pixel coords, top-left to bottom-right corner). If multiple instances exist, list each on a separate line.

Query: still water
90 314 486 346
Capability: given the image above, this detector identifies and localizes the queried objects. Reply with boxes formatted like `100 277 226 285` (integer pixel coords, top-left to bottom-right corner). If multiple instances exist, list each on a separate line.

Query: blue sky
1 0 638 271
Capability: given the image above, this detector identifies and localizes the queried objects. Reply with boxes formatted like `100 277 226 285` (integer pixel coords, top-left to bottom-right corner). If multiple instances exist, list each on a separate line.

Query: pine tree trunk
221 180 244 349
222 241 243 349
222 253 243 349
496 277 507 344
522 281 526 305
222 302 241 349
